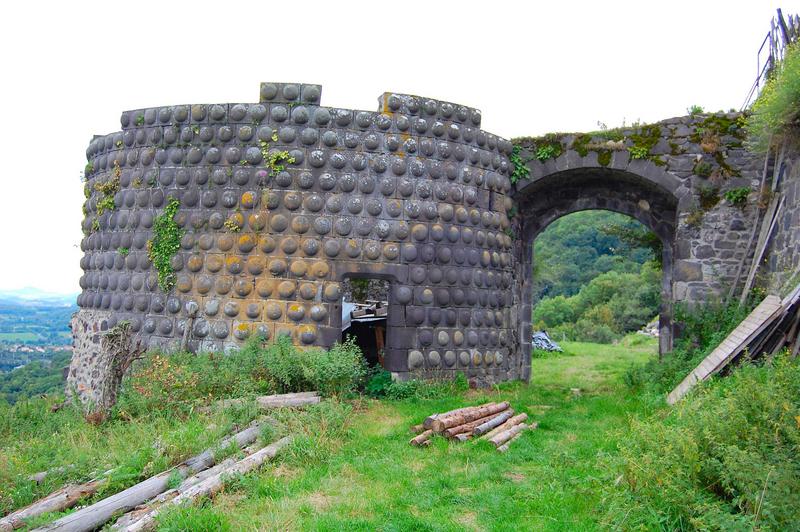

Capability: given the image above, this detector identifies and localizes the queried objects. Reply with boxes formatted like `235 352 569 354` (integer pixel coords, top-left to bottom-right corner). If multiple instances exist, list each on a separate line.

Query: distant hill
0 287 78 306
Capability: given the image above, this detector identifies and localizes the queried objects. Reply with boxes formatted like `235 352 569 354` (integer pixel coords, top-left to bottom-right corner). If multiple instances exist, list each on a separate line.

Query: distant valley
0 288 76 372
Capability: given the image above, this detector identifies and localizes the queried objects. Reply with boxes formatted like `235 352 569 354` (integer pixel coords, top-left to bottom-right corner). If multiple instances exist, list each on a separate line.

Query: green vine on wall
147 197 183 292
259 131 296 177
94 176 120 216
509 144 530 184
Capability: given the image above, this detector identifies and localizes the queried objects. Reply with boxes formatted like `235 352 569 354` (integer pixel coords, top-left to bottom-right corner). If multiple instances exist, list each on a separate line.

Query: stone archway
513 160 686 380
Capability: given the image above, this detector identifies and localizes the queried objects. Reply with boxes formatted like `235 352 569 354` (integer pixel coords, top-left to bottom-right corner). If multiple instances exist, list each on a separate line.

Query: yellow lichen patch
225 256 242 271
289 260 307 278
238 233 255 250
309 261 330 279
240 191 255 209
248 212 268 231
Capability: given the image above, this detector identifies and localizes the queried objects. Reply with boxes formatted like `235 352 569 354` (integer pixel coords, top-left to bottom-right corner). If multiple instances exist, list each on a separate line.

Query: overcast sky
0 0 796 294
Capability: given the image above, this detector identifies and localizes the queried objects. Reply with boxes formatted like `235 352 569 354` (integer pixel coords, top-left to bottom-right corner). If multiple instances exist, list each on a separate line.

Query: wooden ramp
666 295 783 405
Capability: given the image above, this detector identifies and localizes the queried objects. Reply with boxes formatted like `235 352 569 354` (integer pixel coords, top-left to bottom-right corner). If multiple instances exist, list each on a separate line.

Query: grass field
202 338 658 531
0 332 39 342
0 338 658 530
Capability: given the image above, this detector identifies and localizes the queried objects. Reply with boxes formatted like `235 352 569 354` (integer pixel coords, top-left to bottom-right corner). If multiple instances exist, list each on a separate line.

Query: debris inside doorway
409 402 536 452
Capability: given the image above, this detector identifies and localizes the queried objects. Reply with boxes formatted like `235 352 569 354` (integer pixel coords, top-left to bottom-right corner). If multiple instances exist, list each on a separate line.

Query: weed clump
746 42 800 152
364 369 468 400
606 354 800 530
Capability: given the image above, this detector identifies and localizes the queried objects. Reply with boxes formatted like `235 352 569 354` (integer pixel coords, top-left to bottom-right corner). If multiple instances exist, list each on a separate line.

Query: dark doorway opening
340 276 390 369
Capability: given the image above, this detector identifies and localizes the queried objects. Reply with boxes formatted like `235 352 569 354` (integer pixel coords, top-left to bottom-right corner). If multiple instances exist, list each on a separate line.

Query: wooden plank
740 196 784 306
728 136 773 301
668 295 783 404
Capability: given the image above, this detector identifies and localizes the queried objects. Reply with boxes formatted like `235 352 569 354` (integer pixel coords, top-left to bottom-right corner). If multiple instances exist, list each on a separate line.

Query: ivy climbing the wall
509 144 530 184
147 197 183 291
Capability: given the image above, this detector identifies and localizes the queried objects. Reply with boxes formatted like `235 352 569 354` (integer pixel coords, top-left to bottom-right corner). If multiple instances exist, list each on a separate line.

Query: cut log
0 481 101 532
409 424 425 434
497 432 523 453
422 405 481 429
489 423 528 448
479 413 528 441
256 393 320 409
119 437 292 532
443 410 513 439
409 430 433 446
472 410 515 436
452 433 472 442
33 422 265 532
431 402 509 433
206 392 320 412
111 452 247 530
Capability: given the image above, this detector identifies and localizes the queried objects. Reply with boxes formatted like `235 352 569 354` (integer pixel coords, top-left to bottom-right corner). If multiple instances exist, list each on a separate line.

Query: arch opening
531 210 665 347
513 167 680 379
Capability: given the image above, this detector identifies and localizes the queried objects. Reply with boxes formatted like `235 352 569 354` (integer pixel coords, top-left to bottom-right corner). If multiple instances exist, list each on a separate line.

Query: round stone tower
69 82 519 404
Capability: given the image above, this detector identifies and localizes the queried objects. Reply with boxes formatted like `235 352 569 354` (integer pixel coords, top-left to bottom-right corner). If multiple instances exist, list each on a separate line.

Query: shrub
606 355 800 530
747 42 800 153
625 297 753 393
118 336 367 414
302 336 367 396
365 369 468 400
365 368 393 397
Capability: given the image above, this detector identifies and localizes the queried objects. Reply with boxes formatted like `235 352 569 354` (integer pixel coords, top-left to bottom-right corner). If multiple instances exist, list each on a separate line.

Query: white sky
0 0 796 294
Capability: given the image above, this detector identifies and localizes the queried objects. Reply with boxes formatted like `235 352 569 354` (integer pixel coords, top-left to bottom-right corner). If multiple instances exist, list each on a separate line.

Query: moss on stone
597 150 612 167
713 150 740 177
698 185 720 210
572 134 593 157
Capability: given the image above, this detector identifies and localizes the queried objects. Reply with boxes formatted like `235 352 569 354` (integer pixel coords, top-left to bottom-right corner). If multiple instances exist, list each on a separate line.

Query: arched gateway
68 83 763 403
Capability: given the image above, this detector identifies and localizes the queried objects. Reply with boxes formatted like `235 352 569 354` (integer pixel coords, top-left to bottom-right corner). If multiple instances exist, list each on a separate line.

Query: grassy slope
209 339 657 531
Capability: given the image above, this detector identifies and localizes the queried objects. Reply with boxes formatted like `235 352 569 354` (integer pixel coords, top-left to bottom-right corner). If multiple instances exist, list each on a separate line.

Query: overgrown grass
747 42 800 153
0 396 262 517
604 353 800 530
5 333 797 530
0 335 365 522
118 335 366 416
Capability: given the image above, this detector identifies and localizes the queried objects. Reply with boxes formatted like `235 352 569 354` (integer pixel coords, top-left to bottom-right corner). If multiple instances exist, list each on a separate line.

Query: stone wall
67 309 113 406
69 82 519 403
766 147 800 294
514 113 764 305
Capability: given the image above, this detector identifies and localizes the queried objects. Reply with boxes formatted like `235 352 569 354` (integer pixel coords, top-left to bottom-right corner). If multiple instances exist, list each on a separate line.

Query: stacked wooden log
409 402 535 452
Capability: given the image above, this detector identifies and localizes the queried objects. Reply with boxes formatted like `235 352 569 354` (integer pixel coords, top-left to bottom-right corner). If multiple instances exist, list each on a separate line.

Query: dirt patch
306 491 331 511
362 404 405 437
272 464 299 479
454 511 483 530
504 471 526 483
